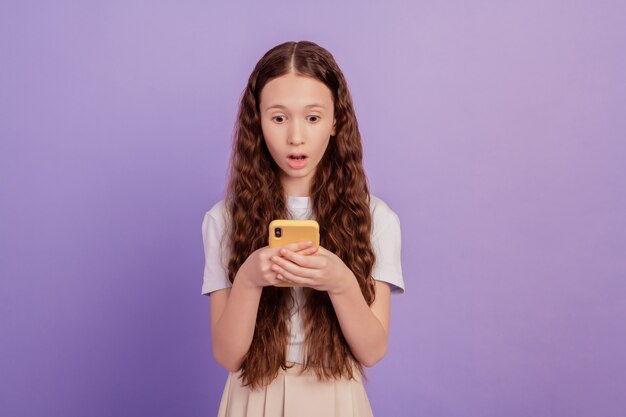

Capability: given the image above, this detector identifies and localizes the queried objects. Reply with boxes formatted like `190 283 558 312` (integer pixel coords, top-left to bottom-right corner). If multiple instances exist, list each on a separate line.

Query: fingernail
280 249 287 255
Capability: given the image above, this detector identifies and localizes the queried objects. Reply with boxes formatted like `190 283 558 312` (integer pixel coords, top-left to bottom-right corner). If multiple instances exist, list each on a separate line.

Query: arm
270 247 393 367
328 278 391 367
209 242 318 371
209 278 263 372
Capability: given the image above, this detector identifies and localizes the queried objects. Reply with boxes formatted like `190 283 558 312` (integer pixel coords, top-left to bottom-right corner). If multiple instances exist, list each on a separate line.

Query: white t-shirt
201 194 404 363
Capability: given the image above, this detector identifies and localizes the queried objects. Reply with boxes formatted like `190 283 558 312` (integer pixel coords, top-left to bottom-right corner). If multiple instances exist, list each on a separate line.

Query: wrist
328 269 358 296
234 267 263 292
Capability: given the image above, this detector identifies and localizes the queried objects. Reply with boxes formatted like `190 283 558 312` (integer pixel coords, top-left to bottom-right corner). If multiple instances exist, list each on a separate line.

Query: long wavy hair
225 40 376 389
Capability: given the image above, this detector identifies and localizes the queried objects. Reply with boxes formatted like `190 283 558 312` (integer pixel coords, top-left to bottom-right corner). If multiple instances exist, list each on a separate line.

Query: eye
307 115 320 122
272 115 286 123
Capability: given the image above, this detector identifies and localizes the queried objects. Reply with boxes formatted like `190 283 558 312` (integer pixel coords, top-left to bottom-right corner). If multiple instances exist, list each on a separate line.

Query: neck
280 173 312 197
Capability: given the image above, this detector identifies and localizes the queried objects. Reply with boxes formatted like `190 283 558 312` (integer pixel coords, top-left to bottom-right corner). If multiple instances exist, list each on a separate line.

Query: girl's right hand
238 241 317 288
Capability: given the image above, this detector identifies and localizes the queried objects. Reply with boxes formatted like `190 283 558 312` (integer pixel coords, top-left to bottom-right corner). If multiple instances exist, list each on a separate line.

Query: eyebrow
264 103 327 111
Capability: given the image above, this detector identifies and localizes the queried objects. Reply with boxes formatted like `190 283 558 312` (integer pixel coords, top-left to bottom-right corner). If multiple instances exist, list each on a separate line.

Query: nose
288 119 305 145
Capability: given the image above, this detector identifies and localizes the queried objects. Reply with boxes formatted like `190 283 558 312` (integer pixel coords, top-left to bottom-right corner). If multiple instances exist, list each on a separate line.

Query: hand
269 246 356 295
237 241 318 288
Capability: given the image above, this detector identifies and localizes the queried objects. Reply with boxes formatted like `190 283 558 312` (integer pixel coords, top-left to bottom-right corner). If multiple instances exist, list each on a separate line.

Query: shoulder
202 199 229 238
368 194 401 232
368 194 404 294
203 199 228 225
368 194 396 216
208 199 227 218
201 199 232 295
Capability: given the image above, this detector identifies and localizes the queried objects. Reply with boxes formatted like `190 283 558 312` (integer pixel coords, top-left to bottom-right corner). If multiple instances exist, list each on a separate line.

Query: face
259 72 336 196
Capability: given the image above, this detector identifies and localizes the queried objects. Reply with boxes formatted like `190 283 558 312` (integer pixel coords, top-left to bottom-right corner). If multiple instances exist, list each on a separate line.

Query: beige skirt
216 363 374 417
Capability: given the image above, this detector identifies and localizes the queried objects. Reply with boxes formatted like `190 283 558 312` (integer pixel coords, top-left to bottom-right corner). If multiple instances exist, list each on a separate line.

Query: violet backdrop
1 1 625 416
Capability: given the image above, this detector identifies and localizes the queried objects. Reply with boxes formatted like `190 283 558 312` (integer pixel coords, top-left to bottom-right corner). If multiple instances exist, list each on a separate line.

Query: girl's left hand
270 245 355 295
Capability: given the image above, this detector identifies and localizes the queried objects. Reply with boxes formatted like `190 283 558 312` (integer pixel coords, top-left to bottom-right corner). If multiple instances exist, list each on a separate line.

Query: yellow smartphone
268 219 320 287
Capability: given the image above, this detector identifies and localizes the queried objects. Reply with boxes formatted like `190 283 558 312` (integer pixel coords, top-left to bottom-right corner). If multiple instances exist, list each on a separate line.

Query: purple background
1 1 625 416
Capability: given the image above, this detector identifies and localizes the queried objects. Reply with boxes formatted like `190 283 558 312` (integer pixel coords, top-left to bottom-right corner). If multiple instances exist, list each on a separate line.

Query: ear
331 119 337 136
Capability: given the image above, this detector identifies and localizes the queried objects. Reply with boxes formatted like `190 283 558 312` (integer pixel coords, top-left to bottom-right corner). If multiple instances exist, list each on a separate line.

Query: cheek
312 137 331 159
313 120 334 144
261 125 280 149
260 120 270 140
263 139 281 159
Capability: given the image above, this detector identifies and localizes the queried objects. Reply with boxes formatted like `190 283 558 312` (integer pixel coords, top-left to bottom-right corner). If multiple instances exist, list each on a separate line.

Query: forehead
260 73 333 111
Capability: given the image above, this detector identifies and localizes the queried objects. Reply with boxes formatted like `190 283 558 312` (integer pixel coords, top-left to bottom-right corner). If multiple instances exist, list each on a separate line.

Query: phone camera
274 227 282 238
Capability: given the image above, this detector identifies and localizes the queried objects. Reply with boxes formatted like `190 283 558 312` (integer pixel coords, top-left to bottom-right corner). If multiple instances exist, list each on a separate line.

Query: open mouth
287 153 308 169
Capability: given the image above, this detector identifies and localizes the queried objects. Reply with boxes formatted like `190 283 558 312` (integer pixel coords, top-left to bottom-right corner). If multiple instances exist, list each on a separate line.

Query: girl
201 40 404 417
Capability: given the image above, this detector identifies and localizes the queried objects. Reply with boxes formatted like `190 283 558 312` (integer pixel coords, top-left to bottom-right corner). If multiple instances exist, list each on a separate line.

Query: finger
281 241 313 252
278 248 318 268
272 265 311 286
271 256 312 278
295 246 319 256
315 245 329 255
275 273 299 286
283 248 325 270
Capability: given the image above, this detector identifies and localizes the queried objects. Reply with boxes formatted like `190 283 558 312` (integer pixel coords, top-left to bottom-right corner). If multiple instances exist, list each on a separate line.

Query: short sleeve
370 197 405 294
201 201 233 296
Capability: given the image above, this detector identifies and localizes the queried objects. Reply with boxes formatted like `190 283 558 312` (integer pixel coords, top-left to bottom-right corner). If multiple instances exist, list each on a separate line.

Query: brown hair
225 40 376 389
